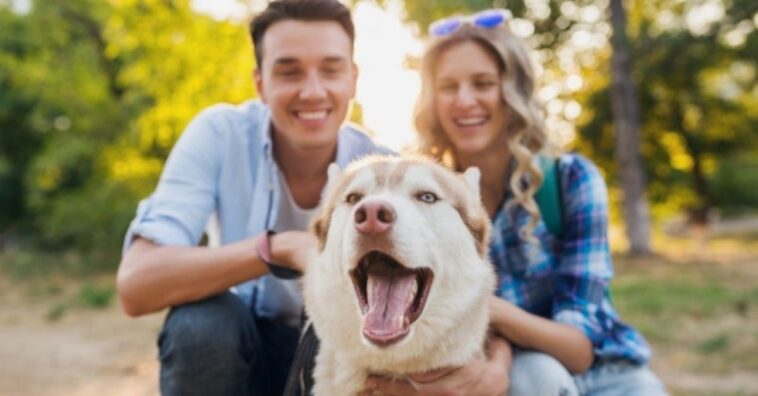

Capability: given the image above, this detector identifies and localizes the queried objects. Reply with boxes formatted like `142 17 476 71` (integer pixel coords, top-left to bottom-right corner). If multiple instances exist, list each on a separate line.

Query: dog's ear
462 167 481 200
324 163 343 196
310 212 329 251
311 163 343 251
461 167 491 256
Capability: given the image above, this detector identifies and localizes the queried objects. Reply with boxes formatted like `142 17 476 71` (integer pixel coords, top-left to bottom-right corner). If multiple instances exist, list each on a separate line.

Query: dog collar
256 230 302 279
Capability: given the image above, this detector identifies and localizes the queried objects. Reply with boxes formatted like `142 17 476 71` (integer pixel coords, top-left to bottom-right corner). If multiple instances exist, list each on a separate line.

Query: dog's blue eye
345 192 363 204
417 192 439 204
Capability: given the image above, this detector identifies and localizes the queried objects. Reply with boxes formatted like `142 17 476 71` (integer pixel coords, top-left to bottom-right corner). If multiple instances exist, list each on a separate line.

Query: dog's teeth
406 281 418 306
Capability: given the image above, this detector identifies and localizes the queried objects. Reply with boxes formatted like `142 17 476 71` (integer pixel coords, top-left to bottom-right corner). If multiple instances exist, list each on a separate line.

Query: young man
116 1 388 394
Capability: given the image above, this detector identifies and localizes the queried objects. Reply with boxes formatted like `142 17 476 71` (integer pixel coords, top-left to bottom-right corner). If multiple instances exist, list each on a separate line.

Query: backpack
535 155 565 238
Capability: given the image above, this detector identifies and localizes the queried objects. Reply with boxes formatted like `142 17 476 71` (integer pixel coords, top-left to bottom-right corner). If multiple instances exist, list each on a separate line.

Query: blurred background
0 0 756 395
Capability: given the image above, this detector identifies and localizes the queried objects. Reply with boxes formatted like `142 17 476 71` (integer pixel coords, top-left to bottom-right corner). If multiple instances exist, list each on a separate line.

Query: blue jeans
157 292 299 396
509 351 668 396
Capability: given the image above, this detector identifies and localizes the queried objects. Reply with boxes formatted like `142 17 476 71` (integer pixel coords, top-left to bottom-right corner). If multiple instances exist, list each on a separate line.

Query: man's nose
354 200 396 235
300 71 327 100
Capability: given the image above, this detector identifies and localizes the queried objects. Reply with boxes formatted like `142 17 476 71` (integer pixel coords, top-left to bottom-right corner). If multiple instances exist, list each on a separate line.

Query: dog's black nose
354 200 396 235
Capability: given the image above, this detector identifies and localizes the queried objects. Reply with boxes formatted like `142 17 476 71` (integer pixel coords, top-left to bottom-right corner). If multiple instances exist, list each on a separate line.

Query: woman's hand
360 336 512 396
487 295 594 374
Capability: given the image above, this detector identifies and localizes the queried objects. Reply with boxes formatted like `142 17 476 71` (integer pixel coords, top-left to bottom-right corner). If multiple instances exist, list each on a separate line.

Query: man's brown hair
249 0 355 68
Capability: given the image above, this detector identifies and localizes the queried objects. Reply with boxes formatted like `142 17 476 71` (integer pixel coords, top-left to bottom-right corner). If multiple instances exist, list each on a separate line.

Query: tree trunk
608 0 652 255
689 150 711 225
674 105 712 226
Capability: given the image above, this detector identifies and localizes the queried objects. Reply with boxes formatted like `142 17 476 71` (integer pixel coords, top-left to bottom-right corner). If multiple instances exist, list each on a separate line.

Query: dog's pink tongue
363 272 416 339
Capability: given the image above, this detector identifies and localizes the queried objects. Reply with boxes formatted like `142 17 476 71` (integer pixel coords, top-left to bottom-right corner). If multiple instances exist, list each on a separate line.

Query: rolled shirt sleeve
551 155 613 346
123 107 224 251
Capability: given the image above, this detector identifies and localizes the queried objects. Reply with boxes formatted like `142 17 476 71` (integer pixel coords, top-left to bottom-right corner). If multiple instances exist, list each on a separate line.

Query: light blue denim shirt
123 99 391 324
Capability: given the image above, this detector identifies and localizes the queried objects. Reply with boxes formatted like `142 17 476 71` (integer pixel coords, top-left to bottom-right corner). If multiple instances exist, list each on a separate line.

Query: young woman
362 9 667 396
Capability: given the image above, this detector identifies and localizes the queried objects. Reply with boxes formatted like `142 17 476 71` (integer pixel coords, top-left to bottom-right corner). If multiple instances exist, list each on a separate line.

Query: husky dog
304 155 496 395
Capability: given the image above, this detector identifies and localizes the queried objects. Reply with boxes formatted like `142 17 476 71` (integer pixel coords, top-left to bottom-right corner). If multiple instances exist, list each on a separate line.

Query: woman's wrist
489 295 516 333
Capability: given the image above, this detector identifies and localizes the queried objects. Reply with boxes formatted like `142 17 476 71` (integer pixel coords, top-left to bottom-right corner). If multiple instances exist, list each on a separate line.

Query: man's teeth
298 111 328 120
456 116 487 126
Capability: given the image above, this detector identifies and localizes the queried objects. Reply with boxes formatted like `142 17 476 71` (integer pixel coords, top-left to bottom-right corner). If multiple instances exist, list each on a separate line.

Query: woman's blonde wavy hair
414 23 553 241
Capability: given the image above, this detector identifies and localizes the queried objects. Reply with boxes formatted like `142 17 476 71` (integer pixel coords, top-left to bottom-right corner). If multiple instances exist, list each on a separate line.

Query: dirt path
0 288 162 396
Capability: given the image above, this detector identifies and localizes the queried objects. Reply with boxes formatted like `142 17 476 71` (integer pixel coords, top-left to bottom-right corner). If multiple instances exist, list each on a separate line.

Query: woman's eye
436 84 456 93
345 192 363 204
475 80 496 89
416 192 439 204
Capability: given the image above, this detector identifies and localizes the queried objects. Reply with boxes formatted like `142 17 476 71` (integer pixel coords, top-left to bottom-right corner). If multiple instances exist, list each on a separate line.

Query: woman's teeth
455 116 487 126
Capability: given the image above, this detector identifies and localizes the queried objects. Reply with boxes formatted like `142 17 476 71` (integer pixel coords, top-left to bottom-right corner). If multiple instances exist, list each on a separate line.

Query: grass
76 282 115 308
0 248 121 279
612 250 758 379
0 249 118 321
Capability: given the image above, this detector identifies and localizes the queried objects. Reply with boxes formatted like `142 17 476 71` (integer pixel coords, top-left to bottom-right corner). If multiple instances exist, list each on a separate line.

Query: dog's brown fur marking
311 167 363 250
429 166 490 256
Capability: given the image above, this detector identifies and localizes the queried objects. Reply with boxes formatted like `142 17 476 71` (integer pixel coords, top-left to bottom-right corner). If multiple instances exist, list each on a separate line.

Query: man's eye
345 192 363 204
416 192 439 204
277 69 300 77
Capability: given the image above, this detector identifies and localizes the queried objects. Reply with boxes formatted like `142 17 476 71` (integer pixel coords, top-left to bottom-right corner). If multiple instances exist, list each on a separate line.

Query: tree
608 0 650 254
578 0 758 227
0 0 256 256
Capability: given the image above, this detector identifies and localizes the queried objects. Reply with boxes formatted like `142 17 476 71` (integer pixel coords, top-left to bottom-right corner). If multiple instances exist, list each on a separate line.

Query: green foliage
0 0 255 257
710 155 758 211
573 0 758 217
0 249 123 278
76 282 114 308
0 8 44 226
41 282 114 321
46 303 67 322
696 333 731 354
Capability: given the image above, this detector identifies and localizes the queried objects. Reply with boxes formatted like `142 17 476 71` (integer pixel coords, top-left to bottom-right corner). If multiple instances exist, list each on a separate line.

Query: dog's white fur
304 155 496 395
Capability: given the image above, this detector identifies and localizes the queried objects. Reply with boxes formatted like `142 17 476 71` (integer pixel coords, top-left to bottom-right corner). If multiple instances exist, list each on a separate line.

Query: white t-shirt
266 169 318 327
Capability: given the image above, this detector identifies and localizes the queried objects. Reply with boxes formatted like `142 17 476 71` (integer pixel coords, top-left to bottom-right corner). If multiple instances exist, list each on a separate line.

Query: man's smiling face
255 20 357 151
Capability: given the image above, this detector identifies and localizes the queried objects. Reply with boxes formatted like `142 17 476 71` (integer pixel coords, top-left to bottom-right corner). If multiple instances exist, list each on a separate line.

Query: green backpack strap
535 155 564 238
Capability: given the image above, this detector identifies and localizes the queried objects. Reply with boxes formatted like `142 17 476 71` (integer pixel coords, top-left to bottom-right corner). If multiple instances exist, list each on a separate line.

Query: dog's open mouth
349 251 434 348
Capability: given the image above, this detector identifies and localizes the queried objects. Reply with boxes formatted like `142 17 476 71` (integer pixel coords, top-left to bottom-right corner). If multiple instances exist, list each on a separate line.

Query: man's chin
292 133 339 152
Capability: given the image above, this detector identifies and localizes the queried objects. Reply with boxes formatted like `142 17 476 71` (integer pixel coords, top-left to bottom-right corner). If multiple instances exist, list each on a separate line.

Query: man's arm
117 231 316 317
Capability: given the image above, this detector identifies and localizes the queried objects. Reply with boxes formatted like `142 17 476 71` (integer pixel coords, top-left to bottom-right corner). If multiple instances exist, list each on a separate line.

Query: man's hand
360 336 512 396
269 231 318 273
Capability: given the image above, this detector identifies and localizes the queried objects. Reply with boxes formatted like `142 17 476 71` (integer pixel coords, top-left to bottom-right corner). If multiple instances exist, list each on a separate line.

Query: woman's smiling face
433 40 509 157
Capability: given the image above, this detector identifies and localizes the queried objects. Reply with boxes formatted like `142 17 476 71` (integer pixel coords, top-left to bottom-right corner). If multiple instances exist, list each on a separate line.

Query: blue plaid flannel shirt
489 153 651 365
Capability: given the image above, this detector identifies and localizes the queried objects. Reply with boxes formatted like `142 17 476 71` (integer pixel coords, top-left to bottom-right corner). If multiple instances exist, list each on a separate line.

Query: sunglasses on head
428 9 513 37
